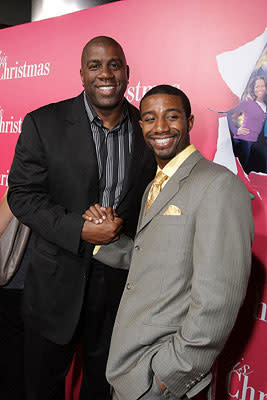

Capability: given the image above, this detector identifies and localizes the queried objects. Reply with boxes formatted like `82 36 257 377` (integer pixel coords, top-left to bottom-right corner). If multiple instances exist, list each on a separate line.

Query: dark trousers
246 131 267 174
232 138 253 173
24 261 128 400
0 288 25 400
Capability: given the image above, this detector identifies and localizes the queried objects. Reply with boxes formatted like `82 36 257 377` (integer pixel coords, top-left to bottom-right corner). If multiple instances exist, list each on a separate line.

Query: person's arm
151 172 254 398
82 205 133 270
227 99 249 135
0 189 13 238
8 113 121 254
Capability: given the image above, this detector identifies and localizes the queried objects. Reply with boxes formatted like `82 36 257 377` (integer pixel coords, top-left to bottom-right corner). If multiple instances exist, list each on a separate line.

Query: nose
98 64 114 80
154 117 169 134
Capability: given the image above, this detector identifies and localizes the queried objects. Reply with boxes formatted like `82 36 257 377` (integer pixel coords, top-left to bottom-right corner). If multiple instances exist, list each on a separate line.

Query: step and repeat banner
0 0 266 398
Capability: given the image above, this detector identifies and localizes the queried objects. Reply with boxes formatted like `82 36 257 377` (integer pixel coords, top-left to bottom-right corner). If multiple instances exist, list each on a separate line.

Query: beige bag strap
0 216 31 286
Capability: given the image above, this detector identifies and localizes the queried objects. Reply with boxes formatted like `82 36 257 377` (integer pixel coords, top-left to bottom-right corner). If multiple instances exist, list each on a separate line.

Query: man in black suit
8 36 156 400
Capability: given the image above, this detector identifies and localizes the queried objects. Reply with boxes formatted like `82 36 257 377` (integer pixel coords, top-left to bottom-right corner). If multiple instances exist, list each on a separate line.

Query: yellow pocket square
163 205 182 216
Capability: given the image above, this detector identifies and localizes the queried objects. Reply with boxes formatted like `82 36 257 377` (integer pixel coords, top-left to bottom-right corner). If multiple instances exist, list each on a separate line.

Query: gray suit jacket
106 151 254 400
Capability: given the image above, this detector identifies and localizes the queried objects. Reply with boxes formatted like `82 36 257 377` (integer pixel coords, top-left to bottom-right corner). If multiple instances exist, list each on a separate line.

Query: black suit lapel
65 93 99 264
66 92 97 155
65 93 99 191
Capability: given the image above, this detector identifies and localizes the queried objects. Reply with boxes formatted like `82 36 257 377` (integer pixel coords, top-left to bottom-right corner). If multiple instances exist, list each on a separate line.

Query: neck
157 159 169 169
157 142 191 169
92 101 125 130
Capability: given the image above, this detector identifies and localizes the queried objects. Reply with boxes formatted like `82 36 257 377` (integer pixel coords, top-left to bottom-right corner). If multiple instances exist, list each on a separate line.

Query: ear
187 114 194 132
80 69 85 87
139 119 143 129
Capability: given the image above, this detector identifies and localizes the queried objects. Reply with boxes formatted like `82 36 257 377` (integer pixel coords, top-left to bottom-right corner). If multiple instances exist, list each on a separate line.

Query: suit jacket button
135 245 140 251
126 282 133 290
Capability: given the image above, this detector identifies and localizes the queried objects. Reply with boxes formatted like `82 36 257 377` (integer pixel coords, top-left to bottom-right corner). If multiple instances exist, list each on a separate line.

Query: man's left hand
82 204 117 224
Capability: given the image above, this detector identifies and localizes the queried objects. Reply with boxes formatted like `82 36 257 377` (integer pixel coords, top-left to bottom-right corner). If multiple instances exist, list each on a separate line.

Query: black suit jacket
8 93 156 344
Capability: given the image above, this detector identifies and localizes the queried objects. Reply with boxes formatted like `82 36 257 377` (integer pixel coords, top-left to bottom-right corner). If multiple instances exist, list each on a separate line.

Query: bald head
79 35 129 113
81 36 126 68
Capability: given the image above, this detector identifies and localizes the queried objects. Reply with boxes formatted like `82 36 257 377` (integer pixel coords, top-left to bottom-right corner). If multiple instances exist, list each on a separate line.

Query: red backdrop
0 0 266 398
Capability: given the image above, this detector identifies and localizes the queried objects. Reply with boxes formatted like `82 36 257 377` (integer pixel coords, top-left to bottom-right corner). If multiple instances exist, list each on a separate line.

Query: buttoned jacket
106 150 254 400
7 92 156 344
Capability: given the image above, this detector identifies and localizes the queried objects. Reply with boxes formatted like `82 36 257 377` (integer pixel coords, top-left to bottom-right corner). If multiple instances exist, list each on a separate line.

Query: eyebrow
86 57 123 66
109 57 123 63
141 108 182 119
86 59 100 66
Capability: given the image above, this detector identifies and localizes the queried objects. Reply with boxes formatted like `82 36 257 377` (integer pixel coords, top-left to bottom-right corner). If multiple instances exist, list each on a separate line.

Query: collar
83 91 129 129
157 144 196 179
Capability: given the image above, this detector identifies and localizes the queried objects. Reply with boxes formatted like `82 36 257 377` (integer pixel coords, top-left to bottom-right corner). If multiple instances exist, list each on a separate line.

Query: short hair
81 36 126 68
140 84 191 118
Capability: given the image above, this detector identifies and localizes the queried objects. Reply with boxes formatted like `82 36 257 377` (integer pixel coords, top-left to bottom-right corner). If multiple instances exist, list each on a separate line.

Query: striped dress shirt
83 92 133 209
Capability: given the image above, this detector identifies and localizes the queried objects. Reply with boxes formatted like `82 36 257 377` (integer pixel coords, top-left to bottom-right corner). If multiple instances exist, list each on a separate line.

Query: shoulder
228 98 255 114
243 98 262 111
193 156 249 195
28 93 83 121
126 100 140 121
195 155 233 176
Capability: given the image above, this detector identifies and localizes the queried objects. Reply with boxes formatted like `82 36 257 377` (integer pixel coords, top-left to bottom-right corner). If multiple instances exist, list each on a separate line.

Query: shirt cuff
93 245 101 256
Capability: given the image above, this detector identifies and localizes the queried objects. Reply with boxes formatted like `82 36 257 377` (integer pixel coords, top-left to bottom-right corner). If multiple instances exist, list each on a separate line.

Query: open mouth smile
152 137 176 149
97 86 116 94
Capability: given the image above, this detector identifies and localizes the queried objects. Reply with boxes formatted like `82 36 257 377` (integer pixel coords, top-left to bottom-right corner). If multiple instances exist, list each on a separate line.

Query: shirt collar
83 91 129 129
157 144 196 178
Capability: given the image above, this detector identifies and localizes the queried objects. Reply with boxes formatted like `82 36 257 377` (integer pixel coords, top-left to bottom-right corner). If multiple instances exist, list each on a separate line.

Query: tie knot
153 170 168 187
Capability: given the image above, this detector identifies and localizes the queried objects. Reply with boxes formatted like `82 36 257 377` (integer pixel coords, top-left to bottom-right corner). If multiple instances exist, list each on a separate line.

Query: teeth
98 86 115 91
155 138 172 144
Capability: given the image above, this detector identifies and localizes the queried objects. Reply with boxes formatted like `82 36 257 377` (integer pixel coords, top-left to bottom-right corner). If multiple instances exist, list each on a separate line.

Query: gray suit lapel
137 150 203 234
137 183 152 231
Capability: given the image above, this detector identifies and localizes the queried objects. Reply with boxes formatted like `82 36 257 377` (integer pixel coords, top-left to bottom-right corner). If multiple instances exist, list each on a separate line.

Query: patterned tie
145 170 169 213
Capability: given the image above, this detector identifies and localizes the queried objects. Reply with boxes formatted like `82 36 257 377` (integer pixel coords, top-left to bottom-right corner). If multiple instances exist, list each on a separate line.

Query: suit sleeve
8 113 84 255
94 185 151 270
93 234 134 270
151 172 254 397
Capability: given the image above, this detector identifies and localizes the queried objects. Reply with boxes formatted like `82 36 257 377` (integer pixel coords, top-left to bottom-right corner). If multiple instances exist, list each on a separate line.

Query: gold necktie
146 170 168 213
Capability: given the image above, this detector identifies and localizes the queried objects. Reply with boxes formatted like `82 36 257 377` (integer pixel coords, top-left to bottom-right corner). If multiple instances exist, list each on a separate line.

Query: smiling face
80 41 129 113
140 94 194 168
253 78 266 102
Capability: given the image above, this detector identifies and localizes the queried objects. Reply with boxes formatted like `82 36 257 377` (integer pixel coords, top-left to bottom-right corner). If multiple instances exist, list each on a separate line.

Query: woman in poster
227 76 267 173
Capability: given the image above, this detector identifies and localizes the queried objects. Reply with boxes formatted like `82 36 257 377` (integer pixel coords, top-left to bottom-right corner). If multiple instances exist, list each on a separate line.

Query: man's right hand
83 204 117 224
237 127 250 135
81 217 123 245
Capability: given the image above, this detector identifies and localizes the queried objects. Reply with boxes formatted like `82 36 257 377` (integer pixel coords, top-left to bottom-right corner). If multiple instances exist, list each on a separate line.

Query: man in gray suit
104 85 254 400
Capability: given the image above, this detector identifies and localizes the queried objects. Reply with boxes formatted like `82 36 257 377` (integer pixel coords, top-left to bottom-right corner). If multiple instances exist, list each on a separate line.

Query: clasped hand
237 127 250 135
81 204 122 245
